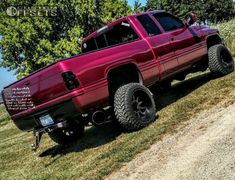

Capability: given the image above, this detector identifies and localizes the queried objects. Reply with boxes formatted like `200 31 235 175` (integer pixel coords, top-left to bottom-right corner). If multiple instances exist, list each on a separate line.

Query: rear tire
208 44 234 75
114 83 156 131
48 121 84 145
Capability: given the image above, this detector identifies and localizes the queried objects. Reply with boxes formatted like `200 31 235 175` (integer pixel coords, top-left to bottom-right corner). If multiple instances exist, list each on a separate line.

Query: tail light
61 71 80 90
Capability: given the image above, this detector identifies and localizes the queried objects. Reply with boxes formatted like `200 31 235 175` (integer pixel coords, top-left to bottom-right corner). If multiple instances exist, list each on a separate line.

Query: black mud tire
48 121 84 145
208 44 234 75
114 83 156 131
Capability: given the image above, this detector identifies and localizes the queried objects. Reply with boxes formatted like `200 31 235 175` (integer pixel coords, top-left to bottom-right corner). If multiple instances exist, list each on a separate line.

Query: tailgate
2 63 68 116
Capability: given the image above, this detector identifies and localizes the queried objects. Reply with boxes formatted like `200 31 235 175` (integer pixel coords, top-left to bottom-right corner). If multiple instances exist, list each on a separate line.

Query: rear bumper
14 100 80 131
11 81 109 131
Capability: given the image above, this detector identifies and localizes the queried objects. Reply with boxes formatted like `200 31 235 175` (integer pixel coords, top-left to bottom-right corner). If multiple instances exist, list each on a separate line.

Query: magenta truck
2 11 234 150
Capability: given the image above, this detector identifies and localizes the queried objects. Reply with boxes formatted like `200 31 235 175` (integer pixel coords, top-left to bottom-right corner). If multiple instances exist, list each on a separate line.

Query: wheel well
107 64 142 99
206 35 222 49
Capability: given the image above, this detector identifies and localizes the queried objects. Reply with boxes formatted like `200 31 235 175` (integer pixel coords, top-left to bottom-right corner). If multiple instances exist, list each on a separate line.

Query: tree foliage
133 0 143 12
0 0 234 79
0 0 132 78
145 0 234 21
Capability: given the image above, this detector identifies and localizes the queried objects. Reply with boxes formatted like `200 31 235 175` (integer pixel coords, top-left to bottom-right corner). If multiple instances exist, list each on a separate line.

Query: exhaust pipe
91 110 106 126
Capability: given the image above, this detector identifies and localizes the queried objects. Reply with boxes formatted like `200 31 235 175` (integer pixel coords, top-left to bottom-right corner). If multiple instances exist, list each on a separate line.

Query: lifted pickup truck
2 10 234 150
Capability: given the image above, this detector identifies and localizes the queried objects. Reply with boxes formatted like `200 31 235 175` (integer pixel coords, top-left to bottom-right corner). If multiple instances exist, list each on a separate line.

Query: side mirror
185 12 197 26
184 21 189 28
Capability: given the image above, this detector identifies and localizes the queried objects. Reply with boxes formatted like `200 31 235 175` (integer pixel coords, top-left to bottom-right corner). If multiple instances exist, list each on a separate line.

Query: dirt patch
106 98 235 180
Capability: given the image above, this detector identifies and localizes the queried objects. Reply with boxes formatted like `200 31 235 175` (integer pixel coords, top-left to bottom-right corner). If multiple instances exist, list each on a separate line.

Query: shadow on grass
154 72 215 111
39 123 122 158
40 71 216 158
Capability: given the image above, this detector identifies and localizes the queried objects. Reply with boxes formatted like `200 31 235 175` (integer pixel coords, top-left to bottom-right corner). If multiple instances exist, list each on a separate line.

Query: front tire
48 121 84 145
114 83 156 131
208 44 234 75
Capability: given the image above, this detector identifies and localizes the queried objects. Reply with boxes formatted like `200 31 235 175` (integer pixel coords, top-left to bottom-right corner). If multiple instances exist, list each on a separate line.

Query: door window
153 12 184 32
137 14 161 36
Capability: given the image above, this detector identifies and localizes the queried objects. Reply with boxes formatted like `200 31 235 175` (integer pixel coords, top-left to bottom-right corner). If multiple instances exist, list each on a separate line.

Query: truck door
152 12 205 68
136 14 178 78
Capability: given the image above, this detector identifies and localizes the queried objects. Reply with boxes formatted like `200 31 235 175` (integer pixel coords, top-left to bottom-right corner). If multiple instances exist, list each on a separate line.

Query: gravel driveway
106 98 235 180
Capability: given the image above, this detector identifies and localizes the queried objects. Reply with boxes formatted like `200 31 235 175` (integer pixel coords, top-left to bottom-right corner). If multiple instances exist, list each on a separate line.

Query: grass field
1 20 235 179
1 68 235 179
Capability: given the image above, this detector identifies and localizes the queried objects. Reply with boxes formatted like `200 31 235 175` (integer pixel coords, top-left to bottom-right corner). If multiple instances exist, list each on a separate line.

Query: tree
201 0 234 23
145 0 193 17
145 0 160 10
133 0 142 13
0 0 132 79
145 0 234 22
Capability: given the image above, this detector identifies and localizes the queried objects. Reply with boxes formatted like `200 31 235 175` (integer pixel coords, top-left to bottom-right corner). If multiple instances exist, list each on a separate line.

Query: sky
0 0 147 90
0 54 17 90
128 0 146 7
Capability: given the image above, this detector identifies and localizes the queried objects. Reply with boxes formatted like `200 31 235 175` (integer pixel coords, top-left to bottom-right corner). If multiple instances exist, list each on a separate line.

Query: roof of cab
82 10 165 44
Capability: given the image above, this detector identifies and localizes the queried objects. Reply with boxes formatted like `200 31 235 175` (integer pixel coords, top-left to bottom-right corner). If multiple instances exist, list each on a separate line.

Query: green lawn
1 68 235 179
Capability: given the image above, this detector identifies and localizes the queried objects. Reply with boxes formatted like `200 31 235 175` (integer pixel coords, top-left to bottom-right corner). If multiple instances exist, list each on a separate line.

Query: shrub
213 19 235 56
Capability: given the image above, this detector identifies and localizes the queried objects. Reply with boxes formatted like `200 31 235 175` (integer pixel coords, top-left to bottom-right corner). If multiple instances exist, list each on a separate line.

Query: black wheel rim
132 89 153 121
220 49 233 70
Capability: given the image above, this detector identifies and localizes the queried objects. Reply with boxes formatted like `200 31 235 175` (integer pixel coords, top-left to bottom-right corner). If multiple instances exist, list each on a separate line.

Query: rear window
82 21 138 53
96 34 106 49
106 21 138 46
82 38 97 53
